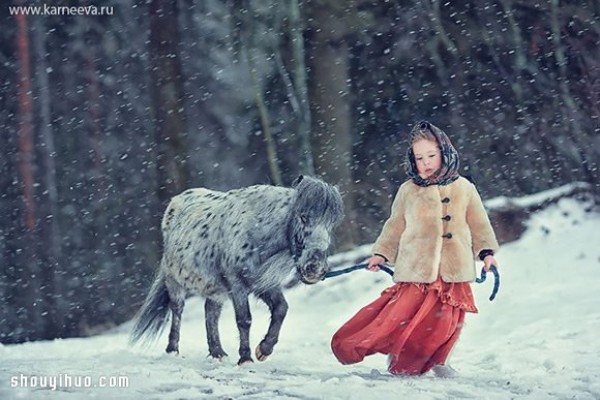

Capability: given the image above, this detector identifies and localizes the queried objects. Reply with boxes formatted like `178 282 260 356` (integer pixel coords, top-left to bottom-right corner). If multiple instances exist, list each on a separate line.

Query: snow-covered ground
1 196 599 400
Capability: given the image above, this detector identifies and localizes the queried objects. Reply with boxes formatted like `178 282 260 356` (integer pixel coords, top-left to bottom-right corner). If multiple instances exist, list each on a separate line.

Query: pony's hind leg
230 289 253 365
204 298 228 360
165 281 185 354
255 288 288 361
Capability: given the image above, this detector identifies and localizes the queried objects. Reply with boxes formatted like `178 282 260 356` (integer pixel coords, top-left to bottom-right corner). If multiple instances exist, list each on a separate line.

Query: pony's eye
300 214 309 224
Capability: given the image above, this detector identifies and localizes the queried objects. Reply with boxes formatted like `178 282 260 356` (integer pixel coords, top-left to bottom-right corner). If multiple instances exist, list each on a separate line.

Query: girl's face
413 139 442 178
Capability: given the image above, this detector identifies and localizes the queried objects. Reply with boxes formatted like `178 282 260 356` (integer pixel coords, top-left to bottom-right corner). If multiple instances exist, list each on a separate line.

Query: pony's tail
129 272 170 346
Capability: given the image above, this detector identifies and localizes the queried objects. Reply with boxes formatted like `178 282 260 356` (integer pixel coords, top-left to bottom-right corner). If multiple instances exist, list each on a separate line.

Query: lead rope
323 263 500 301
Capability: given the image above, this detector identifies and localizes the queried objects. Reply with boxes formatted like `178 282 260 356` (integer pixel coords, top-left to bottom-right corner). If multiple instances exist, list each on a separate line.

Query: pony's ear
292 175 304 187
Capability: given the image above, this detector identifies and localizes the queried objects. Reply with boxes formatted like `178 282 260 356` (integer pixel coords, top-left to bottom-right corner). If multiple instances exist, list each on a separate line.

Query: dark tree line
1 0 598 343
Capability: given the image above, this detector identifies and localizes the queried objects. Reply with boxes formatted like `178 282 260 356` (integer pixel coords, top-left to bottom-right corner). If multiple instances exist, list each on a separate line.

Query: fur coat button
442 233 453 239
442 215 452 221
441 197 450 203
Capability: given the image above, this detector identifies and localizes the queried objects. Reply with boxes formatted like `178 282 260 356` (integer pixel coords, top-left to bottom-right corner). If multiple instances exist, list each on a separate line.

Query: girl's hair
409 122 438 146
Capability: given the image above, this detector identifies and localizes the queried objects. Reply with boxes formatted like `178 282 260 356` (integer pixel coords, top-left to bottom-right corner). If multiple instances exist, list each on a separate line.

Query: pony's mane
293 176 344 225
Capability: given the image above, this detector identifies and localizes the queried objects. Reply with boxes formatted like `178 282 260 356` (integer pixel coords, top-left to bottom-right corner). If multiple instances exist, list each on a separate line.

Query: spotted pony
130 176 344 365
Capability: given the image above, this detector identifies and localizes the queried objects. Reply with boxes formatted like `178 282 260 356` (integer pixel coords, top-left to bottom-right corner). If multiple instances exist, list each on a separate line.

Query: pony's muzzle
298 261 328 285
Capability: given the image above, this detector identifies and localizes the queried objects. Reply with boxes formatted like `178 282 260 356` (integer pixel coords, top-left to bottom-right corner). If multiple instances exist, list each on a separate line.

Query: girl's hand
483 255 498 272
367 255 386 271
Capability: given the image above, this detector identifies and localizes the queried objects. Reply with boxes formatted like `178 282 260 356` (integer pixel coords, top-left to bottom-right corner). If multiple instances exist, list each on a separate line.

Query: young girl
331 121 499 377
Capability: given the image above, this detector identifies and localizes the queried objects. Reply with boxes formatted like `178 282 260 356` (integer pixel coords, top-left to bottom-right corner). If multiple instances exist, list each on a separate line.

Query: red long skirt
331 276 477 375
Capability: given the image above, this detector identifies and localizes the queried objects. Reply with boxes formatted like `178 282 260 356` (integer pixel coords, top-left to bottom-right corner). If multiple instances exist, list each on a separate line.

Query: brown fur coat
372 177 499 283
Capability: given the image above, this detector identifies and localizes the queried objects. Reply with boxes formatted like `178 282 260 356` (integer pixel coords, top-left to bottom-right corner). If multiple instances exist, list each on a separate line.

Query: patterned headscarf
405 121 460 187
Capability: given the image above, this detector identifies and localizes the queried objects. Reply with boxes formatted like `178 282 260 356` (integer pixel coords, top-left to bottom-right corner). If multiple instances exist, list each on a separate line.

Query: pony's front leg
256 288 288 361
230 289 253 365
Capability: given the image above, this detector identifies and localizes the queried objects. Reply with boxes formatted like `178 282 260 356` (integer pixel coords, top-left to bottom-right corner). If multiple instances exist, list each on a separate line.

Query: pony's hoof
237 357 254 366
165 345 179 355
207 354 227 362
255 345 269 362
208 349 228 361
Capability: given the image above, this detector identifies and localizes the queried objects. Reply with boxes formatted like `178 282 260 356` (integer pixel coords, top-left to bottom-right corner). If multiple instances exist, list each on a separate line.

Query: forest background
1 0 598 344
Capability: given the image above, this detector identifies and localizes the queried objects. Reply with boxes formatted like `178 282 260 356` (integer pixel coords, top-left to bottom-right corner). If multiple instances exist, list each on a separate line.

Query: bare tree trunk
289 0 314 176
307 0 357 250
246 46 283 186
149 0 189 204
15 12 36 233
499 0 526 104
31 12 66 339
87 57 104 176
81 1 104 178
234 0 283 186
420 1 465 141
422 0 458 56
549 0 593 181
82 19 116 334
14 7 43 341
